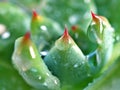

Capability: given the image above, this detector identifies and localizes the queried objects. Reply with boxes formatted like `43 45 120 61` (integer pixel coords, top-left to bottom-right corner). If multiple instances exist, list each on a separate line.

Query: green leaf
85 56 120 90
12 32 60 90
44 27 95 90
31 10 62 52
70 25 97 54
87 12 114 72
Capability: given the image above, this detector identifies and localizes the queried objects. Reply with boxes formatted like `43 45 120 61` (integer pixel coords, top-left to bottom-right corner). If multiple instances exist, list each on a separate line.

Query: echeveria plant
0 0 120 90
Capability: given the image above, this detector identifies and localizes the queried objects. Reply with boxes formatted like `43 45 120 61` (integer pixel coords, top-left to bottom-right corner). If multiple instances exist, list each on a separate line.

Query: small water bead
1 31 10 39
43 82 47 86
54 79 58 85
81 61 85 65
38 76 42 80
73 64 79 68
75 33 79 39
40 51 48 57
69 15 78 24
40 25 47 31
31 68 38 73
115 35 120 42
46 73 50 77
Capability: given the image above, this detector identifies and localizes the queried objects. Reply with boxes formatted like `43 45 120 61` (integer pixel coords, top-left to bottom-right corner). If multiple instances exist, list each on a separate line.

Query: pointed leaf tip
32 10 38 20
91 11 99 23
33 10 38 17
64 26 69 35
23 32 31 43
62 26 70 40
91 11 96 19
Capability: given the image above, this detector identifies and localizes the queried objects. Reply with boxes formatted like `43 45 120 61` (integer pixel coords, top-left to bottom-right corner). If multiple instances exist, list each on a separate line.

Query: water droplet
40 51 48 56
43 82 47 86
115 35 120 41
69 15 78 24
54 80 58 85
75 33 79 39
1 31 10 39
74 64 78 68
40 25 47 31
81 62 85 64
46 73 50 77
38 76 42 80
31 68 38 73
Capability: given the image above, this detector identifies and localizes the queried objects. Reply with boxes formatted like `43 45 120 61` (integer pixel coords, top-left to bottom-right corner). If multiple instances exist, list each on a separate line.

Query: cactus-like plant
12 32 60 90
0 1 120 90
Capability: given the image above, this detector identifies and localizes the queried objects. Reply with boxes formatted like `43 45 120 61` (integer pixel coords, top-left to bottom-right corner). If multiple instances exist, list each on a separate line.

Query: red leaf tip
32 10 39 20
62 25 70 41
64 26 69 36
91 11 99 23
23 32 31 43
91 11 96 19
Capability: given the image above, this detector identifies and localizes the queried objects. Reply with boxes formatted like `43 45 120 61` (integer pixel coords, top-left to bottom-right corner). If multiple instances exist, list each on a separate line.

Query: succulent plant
87 12 115 73
0 0 120 90
31 10 62 53
12 32 60 90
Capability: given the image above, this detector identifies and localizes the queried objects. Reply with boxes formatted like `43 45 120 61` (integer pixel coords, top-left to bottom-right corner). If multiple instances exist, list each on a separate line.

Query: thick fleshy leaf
44 27 95 90
70 25 97 54
87 12 115 72
84 42 120 90
12 32 60 90
31 10 62 52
